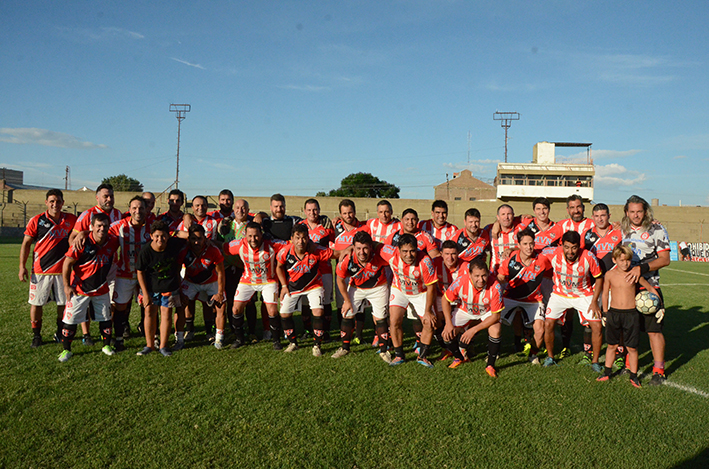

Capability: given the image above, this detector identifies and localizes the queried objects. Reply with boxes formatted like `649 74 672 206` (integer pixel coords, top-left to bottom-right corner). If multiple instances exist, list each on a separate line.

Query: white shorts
452 307 491 328
28 273 66 306
301 274 333 308
63 293 111 325
281 287 325 316
343 283 389 320
181 280 221 303
545 293 600 326
500 299 545 327
235 282 278 305
113 277 139 305
390 288 429 319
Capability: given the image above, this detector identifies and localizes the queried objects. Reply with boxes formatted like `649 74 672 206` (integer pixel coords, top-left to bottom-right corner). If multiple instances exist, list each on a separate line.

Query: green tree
101 174 144 192
318 172 400 198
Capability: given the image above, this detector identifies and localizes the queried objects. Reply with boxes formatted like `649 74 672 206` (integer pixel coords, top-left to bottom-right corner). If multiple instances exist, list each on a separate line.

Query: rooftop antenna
493 111 520 163
169 103 191 189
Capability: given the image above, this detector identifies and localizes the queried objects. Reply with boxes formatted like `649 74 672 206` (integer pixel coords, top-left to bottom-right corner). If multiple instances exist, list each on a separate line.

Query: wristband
640 263 650 275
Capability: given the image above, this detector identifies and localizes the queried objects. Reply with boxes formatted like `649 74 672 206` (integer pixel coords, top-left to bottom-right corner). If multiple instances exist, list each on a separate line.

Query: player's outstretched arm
18 235 34 282
69 230 88 251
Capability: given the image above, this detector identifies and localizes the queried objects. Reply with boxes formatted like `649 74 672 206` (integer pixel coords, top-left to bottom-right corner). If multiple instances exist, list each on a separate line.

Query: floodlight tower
169 104 191 189
493 111 520 163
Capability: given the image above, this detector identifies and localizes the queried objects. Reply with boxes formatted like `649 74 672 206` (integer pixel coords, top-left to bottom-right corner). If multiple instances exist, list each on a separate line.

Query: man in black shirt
136 220 186 356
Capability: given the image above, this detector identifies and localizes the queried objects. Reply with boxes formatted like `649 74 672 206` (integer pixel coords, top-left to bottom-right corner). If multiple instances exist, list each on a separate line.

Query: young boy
136 220 187 357
596 245 659 387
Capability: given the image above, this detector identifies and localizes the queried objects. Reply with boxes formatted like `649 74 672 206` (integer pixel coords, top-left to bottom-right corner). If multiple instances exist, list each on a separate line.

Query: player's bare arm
588 276 604 319
62 255 77 301
460 312 501 344
336 275 353 316
212 261 226 305
441 297 455 341
422 282 437 329
136 270 152 308
276 262 289 302
18 235 33 282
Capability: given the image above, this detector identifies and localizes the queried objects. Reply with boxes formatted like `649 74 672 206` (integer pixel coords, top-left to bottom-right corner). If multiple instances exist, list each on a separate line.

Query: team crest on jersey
413 270 420 278
483 298 489 304
534 265 541 272
641 232 650 240
611 236 618 242
577 266 584 272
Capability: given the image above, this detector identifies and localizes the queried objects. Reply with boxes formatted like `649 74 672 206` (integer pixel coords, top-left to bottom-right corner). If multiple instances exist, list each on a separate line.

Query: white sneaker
284 343 299 353
378 350 392 364
214 339 223 350
312 345 322 357
331 347 350 359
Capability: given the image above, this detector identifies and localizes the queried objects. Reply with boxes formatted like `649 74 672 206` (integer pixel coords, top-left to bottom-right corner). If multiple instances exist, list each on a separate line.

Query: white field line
662 381 709 399
660 283 709 286
666 267 709 277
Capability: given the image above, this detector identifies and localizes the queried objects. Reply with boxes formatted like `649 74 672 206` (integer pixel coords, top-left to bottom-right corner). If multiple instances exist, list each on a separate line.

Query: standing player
19 189 77 347
180 224 226 350
332 199 366 344
441 257 505 376
136 220 187 357
517 197 556 252
486 204 522 273
380 234 438 368
384 208 440 258
332 231 391 361
224 222 287 350
58 213 119 362
543 231 603 371
418 200 458 248
451 208 490 263
361 200 401 243
276 224 335 356
109 196 151 351
157 189 185 234
300 199 336 341
208 189 235 220
178 195 219 239
621 195 671 385
497 229 550 365
261 193 302 241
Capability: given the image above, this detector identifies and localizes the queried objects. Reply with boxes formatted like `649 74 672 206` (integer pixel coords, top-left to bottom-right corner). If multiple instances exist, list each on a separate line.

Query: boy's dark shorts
606 307 640 349
639 288 664 334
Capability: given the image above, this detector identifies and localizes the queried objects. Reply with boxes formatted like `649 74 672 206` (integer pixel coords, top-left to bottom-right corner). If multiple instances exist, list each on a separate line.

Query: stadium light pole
493 111 520 163
169 104 191 189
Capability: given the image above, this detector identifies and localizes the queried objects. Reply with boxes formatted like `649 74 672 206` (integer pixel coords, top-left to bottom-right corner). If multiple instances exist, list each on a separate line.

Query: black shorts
638 288 664 334
605 307 640 349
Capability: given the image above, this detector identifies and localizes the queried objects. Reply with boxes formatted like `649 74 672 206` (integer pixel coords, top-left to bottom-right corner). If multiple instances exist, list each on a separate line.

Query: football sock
301 305 313 333
375 319 389 354
282 316 296 343
56 311 64 337
113 308 127 340
245 301 257 335
514 334 524 352
312 316 325 346
62 323 77 351
394 345 405 359
323 304 333 334
232 313 245 342
355 312 365 340
487 336 501 368
561 311 574 349
583 327 592 357
340 317 354 350
31 320 42 338
445 339 464 360
604 366 613 377
269 315 282 342
418 343 430 360
434 327 445 348
185 318 195 333
98 320 112 346
615 345 627 360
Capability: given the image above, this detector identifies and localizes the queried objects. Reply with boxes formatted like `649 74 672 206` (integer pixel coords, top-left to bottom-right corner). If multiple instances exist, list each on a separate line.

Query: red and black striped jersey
583 226 623 272
299 218 335 275
335 251 388 289
183 244 224 285
66 233 119 296
451 228 490 263
276 243 333 294
24 211 77 275
497 251 551 302
331 219 364 251
516 217 557 252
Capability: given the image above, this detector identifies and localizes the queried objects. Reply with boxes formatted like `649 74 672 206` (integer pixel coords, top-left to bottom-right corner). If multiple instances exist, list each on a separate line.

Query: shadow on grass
673 446 709 468
0 236 23 245
658 305 709 377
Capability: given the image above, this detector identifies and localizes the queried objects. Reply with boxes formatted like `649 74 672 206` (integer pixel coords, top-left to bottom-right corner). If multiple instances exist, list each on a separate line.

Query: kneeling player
332 231 391 361
224 222 287 350
180 224 226 349
597 245 658 387
497 228 550 365
441 257 504 376
59 213 119 362
380 234 438 367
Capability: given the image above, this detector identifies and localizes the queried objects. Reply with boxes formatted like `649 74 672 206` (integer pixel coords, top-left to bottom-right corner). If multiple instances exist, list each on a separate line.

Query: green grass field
2 238 709 468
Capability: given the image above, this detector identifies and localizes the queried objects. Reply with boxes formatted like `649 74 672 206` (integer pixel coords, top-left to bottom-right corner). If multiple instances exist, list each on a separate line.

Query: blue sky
1 1 707 205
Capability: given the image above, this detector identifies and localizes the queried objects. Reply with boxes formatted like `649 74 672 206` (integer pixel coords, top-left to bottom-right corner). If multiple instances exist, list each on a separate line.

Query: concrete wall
3 189 708 243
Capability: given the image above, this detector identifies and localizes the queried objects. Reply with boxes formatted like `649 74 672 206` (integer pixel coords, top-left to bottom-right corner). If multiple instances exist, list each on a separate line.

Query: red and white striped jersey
157 211 184 235
485 224 520 273
544 246 602 298
176 214 219 240
74 206 123 233
444 274 504 317
433 257 468 295
543 218 596 250
224 238 288 285
24 211 77 275
418 220 458 248
362 218 402 243
379 244 437 295
383 229 439 256
109 218 152 279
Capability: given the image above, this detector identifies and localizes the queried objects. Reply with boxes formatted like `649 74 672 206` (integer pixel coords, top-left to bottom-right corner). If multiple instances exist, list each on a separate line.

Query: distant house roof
434 170 495 190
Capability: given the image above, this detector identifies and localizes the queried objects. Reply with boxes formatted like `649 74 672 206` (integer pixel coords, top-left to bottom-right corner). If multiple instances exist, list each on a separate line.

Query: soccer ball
635 291 660 315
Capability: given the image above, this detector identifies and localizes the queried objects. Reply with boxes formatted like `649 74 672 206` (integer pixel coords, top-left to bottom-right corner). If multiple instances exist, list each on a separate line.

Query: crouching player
59 213 119 362
497 228 551 365
441 257 504 376
596 245 658 387
434 240 469 362
332 231 391 362
136 221 187 357
276 224 336 356
224 222 287 350
380 234 438 368
180 224 226 349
